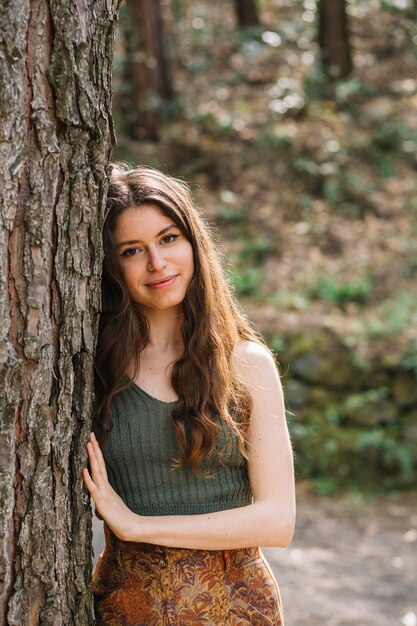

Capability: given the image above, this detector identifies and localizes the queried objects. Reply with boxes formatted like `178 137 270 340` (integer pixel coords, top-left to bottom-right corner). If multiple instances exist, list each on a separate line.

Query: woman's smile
114 204 194 312
146 274 178 289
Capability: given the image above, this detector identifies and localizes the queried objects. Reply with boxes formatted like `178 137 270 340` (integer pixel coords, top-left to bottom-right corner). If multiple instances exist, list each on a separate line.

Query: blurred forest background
95 1 417 622
111 0 417 496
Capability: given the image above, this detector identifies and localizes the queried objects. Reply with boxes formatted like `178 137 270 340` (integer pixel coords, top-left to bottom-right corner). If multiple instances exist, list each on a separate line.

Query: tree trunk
234 0 260 27
318 0 352 78
0 0 118 623
122 0 174 141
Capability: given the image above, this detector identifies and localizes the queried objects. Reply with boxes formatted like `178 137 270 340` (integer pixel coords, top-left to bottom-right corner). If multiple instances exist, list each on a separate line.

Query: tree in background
0 0 118 623
234 0 260 27
318 0 352 78
122 0 174 140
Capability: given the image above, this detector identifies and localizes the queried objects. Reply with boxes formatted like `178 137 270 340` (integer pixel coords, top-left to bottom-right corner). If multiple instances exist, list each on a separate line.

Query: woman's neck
143 307 184 354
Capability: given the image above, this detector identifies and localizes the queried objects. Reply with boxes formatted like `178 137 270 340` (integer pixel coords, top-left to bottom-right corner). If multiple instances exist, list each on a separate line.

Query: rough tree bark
318 0 352 78
0 0 119 624
122 0 174 140
234 0 260 27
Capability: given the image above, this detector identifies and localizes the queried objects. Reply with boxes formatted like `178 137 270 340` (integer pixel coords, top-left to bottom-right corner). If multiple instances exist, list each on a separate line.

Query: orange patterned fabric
93 523 284 625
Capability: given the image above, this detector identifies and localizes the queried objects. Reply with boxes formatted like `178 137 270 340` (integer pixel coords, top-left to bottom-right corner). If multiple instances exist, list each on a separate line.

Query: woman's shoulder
233 338 274 359
232 339 276 373
233 339 282 400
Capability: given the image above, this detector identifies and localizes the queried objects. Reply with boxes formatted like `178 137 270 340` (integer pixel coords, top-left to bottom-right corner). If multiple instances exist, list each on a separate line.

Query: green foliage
189 111 236 138
366 292 417 339
268 332 287 354
322 177 343 204
356 427 416 486
235 27 268 45
255 132 292 154
218 206 248 224
333 77 377 105
303 63 328 101
312 477 339 496
241 235 272 264
343 117 417 178
303 69 377 106
377 157 395 178
372 121 409 149
298 192 314 211
325 406 342 426
381 0 414 13
293 155 320 177
403 253 417 279
292 407 417 491
399 341 417 380
308 275 373 308
228 266 264 298
227 232 272 298
289 151 377 217
345 387 390 412
383 292 417 332
322 169 375 212
269 289 310 311
364 120 414 176
291 421 346 479
171 0 185 22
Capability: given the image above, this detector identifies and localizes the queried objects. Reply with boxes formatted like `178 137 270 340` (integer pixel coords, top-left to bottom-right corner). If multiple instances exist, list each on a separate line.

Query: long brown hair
94 163 268 474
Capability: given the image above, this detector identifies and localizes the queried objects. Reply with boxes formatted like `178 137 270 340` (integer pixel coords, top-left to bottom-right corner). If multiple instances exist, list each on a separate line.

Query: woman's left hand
83 432 138 541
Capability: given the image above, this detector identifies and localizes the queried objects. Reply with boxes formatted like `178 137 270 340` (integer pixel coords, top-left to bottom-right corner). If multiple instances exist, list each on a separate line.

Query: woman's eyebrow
115 224 179 249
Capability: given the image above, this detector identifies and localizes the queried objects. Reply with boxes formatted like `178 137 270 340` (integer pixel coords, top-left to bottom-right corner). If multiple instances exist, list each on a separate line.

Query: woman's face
113 203 194 313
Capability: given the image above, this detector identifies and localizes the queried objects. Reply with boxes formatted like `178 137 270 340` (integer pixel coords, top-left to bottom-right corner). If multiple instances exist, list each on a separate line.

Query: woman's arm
83 341 296 549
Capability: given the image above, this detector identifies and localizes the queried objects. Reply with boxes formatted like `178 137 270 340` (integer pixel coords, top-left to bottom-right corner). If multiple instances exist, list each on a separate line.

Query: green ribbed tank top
101 381 253 517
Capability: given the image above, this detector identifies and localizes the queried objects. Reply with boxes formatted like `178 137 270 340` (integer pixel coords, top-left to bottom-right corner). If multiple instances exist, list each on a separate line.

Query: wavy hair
94 163 268 474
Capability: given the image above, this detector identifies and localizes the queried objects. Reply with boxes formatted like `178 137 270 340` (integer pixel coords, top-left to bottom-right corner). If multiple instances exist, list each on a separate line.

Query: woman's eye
161 234 178 244
121 248 141 257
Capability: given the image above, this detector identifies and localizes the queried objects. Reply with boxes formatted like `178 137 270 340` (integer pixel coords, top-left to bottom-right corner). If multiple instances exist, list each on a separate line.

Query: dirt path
92 491 417 625
263 491 417 626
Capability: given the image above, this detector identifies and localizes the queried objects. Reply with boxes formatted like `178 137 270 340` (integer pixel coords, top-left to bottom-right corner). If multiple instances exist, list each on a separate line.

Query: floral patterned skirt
93 523 284 625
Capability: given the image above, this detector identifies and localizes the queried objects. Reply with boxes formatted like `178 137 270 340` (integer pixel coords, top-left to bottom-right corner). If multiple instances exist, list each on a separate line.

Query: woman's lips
146 275 177 289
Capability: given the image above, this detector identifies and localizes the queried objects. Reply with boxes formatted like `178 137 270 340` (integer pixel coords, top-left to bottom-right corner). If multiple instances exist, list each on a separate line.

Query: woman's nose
147 246 167 271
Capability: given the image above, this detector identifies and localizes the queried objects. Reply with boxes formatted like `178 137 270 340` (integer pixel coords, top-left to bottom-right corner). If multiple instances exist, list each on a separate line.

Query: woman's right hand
83 432 140 541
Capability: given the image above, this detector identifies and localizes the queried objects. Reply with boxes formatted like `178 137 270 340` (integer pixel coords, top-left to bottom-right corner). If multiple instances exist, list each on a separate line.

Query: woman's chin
135 299 186 313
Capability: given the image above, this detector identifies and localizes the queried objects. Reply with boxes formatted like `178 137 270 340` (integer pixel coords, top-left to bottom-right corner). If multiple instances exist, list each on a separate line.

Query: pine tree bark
0 0 119 623
318 0 352 78
234 0 260 27
122 0 174 140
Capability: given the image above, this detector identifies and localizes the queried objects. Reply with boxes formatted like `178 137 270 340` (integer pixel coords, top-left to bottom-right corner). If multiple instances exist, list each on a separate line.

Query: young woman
83 163 295 625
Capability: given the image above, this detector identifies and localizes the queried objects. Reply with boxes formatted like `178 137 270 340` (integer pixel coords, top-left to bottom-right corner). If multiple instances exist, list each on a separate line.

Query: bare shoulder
233 339 275 362
232 339 278 383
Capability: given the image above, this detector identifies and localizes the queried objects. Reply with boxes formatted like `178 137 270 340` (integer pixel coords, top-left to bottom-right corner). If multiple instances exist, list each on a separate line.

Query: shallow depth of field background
93 2 417 624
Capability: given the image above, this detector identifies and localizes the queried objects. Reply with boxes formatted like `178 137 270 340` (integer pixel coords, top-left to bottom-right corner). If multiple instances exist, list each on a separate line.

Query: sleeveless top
100 381 253 517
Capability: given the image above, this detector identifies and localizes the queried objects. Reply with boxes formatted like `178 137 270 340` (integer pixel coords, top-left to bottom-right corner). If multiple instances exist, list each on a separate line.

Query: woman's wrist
123 511 147 543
